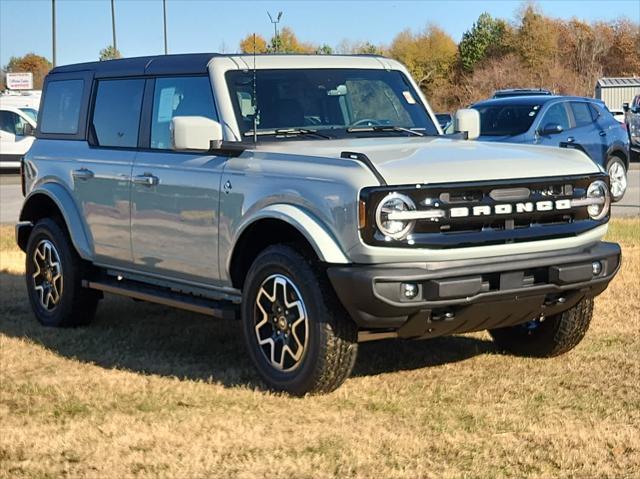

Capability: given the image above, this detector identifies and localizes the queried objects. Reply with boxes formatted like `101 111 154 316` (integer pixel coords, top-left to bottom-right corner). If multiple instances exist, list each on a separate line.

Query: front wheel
606 156 627 202
241 245 358 395
489 298 593 357
25 218 100 327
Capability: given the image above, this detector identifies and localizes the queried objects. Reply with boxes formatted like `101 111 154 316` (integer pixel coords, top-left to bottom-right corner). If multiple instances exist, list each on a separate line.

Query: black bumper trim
327 241 621 333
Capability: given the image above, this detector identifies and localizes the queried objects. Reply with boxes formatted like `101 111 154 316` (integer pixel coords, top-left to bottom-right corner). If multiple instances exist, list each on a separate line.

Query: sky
1 0 639 67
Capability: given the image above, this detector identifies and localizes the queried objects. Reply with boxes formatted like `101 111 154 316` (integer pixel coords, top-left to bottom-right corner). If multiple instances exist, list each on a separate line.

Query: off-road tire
241 244 358 395
25 218 100 327
489 297 593 357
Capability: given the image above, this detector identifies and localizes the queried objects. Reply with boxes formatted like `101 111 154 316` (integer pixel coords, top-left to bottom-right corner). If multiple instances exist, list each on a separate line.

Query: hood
256 137 600 185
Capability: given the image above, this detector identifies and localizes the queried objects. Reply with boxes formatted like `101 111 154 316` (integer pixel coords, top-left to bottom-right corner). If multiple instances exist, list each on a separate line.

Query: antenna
252 33 259 144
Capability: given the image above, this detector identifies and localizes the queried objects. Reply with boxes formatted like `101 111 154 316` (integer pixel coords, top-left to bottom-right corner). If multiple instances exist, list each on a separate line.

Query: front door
0 109 34 167
536 102 571 148
130 75 225 283
77 77 145 265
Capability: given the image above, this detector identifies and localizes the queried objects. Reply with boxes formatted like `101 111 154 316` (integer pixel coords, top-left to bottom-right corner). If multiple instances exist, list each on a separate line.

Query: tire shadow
0 269 497 388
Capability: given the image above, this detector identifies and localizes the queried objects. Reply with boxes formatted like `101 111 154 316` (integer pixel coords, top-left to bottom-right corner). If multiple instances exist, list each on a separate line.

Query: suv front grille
360 175 608 249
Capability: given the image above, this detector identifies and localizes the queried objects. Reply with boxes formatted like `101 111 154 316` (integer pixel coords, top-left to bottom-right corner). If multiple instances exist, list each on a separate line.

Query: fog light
592 261 602 276
402 283 419 299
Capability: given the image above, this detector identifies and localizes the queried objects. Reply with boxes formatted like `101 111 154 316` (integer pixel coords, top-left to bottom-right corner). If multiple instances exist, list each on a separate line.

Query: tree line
239 4 639 110
2 3 638 111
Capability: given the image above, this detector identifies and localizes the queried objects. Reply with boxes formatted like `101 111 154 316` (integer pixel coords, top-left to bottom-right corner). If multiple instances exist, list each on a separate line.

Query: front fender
606 142 630 168
231 204 350 268
19 182 94 260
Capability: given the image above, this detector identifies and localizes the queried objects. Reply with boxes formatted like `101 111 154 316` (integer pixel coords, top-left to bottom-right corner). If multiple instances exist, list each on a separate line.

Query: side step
83 278 238 320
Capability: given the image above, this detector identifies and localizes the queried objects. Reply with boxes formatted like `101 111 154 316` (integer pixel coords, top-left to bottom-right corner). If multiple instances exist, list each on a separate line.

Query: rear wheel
241 245 358 395
489 298 593 357
606 156 627 202
25 218 100 327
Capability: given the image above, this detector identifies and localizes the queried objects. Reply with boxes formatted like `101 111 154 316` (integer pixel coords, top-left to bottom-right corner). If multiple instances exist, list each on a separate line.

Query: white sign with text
6 72 34 90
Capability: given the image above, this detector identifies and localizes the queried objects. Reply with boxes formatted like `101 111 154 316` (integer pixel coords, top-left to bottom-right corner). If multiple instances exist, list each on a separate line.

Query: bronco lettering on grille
449 199 572 217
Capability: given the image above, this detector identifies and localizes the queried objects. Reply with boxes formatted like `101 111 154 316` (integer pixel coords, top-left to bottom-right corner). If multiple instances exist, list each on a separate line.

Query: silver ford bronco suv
17 54 621 395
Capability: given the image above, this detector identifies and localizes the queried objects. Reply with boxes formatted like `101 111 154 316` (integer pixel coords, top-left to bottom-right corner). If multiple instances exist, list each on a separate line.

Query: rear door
131 75 226 284
565 101 606 163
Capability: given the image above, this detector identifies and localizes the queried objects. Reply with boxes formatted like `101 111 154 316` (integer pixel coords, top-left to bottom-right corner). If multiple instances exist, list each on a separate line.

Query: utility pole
111 0 117 52
162 0 168 54
52 0 57 67
267 11 282 52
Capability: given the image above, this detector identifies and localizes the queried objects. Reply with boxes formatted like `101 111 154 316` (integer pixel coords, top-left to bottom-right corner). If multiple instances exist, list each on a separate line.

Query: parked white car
609 109 626 124
0 104 37 169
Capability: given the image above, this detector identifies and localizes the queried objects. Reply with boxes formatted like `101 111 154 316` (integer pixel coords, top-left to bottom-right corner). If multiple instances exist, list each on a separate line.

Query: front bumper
327 241 621 338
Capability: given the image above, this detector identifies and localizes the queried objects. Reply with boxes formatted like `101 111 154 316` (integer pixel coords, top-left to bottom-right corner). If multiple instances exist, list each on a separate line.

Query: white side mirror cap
454 108 480 140
171 116 223 151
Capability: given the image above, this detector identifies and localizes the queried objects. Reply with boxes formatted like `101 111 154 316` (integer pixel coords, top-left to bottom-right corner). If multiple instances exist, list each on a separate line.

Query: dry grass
1 220 639 478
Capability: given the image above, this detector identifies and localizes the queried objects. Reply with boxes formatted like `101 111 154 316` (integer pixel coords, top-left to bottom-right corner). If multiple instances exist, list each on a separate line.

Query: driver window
0 111 25 136
542 103 570 130
150 76 217 149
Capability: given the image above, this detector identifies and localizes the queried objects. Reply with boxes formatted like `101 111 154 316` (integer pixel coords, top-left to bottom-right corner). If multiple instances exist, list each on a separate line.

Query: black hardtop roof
48 52 390 79
49 53 220 78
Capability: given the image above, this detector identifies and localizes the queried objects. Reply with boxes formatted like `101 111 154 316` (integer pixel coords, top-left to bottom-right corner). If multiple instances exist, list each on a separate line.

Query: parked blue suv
472 96 630 201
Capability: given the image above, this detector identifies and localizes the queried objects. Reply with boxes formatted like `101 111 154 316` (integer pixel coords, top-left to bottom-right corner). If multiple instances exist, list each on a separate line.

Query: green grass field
1 219 638 478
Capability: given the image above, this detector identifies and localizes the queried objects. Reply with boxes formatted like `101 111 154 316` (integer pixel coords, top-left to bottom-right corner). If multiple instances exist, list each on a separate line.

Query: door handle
566 136 575 143
132 173 159 187
599 131 607 136
72 168 94 181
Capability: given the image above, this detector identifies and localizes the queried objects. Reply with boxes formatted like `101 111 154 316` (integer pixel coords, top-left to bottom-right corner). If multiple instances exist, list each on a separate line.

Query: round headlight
375 193 416 240
586 180 610 220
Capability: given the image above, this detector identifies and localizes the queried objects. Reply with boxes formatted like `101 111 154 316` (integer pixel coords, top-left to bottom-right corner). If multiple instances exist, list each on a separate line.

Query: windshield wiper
243 128 332 139
346 125 425 137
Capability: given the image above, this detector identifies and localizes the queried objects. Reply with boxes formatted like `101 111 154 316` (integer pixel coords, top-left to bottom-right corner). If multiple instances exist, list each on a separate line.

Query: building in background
595 77 640 111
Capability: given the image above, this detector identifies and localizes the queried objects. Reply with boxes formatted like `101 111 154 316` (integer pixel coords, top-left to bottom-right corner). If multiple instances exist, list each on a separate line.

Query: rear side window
92 79 144 148
150 76 217 149
570 102 594 127
40 79 84 134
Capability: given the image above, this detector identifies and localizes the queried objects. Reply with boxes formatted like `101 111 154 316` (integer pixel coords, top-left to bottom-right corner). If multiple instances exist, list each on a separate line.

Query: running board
83 278 238 320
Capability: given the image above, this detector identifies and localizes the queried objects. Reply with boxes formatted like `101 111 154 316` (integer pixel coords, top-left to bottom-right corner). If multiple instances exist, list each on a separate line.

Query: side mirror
171 116 223 151
454 108 480 140
622 102 630 112
539 123 563 136
22 123 35 137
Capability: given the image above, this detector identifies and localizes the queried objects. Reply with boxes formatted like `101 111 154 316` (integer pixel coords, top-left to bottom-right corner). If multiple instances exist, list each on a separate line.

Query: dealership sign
6 72 34 90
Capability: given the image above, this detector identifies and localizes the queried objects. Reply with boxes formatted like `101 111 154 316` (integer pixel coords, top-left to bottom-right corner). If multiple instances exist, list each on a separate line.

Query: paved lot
1 165 638 225
0 174 22 224
611 162 640 217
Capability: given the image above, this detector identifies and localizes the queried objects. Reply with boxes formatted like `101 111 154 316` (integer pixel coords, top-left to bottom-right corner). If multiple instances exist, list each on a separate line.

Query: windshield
473 103 541 136
226 69 438 138
19 107 38 123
